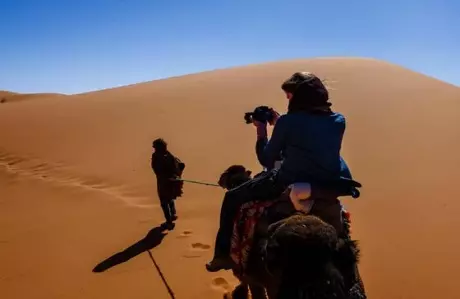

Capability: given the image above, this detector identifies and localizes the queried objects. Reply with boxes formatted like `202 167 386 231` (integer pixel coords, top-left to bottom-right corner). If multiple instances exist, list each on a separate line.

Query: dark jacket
151 151 185 201
256 111 355 188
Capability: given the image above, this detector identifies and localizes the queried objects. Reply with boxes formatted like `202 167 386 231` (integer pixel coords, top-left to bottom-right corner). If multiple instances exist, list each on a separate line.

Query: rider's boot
206 226 234 272
205 255 233 272
206 244 233 272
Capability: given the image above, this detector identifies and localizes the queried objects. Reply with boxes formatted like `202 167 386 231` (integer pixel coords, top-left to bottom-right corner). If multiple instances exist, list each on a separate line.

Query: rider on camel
206 71 360 272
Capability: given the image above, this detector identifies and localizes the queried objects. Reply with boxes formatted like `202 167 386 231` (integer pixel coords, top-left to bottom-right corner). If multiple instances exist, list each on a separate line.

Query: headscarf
281 72 332 114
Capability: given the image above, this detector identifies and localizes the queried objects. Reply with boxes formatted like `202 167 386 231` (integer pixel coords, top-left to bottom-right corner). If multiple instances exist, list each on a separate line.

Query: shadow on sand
92 224 171 273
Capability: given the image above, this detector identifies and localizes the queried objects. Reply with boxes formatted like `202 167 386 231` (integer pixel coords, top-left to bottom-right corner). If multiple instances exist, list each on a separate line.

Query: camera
244 106 275 124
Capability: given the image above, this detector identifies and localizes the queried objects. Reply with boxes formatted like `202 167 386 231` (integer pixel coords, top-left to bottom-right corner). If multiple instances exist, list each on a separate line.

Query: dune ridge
0 90 66 104
1 58 459 299
72 57 458 96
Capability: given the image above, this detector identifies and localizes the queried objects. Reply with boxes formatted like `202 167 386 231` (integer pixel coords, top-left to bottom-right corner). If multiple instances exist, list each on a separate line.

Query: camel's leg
265 285 277 299
249 283 267 299
227 283 250 299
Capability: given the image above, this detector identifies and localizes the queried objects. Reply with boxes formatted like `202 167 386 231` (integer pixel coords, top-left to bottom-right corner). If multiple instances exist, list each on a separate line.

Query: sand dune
0 90 66 104
1 57 459 299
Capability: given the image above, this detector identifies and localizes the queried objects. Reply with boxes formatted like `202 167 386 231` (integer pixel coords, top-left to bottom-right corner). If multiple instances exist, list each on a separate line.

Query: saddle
229 183 314 278
229 182 356 278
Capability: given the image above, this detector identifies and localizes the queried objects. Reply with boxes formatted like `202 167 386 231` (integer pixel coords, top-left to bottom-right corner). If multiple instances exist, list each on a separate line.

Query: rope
172 178 220 187
142 177 218 299
148 250 176 299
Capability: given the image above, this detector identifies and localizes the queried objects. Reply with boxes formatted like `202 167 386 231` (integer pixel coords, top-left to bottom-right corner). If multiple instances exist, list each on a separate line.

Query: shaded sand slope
0 170 230 299
1 58 460 299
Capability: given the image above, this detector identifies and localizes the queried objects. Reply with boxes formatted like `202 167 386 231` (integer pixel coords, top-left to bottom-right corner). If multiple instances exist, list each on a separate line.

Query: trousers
160 199 176 223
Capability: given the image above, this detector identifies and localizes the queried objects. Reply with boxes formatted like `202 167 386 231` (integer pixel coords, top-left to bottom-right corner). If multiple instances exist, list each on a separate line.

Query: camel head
265 214 348 299
218 165 252 190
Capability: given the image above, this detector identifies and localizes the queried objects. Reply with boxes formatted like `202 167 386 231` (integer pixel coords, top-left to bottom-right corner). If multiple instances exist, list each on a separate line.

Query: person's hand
268 108 280 126
252 119 266 128
252 119 267 139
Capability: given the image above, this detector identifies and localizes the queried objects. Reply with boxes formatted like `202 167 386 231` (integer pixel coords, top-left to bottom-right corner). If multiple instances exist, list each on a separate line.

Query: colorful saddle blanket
229 200 275 278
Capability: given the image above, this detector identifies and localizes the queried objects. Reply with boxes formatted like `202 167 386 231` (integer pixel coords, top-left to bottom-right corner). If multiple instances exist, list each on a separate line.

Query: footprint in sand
182 230 193 236
191 242 211 250
0 150 154 209
6 158 26 166
182 253 202 258
182 240 211 258
211 277 231 292
176 230 193 239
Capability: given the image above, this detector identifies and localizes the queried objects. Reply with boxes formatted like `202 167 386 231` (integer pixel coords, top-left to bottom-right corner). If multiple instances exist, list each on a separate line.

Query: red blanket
230 200 274 278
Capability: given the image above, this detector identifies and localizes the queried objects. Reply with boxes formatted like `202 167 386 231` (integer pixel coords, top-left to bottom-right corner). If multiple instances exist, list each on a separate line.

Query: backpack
170 154 185 198
172 155 185 176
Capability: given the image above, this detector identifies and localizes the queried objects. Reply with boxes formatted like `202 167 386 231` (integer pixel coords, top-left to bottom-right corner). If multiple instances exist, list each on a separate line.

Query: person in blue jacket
206 71 361 272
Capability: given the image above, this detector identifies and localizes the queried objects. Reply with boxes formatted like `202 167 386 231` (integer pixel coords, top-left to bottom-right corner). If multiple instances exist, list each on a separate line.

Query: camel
217 165 366 299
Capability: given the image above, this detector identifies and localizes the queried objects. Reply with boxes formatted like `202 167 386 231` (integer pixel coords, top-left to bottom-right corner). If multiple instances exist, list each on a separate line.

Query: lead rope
172 178 220 187
147 250 176 299
145 177 218 299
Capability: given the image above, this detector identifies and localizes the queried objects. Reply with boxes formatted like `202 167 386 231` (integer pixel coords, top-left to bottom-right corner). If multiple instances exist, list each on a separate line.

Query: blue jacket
256 111 353 186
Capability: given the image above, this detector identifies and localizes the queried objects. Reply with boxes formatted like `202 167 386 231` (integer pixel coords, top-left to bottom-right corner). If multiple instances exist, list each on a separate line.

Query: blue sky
1 0 458 94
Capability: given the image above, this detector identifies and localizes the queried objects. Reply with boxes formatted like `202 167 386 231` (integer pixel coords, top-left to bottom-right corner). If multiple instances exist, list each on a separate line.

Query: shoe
161 221 175 230
167 221 175 230
205 256 233 272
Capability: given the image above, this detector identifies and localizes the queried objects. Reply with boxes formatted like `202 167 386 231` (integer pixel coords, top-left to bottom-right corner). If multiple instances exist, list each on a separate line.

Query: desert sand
1 58 459 299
